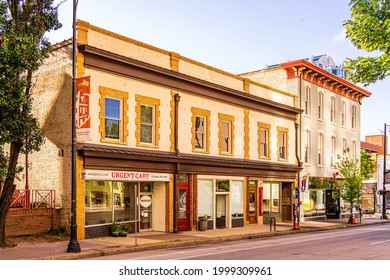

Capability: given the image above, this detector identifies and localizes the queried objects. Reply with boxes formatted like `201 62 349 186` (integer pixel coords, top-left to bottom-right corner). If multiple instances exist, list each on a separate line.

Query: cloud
331 29 347 43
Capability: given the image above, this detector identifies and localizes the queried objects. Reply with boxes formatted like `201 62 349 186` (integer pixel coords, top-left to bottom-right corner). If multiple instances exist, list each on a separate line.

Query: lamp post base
67 224 81 253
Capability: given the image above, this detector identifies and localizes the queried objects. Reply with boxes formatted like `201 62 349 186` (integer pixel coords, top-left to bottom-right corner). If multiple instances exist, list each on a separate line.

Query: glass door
140 193 152 230
178 174 191 231
247 181 257 224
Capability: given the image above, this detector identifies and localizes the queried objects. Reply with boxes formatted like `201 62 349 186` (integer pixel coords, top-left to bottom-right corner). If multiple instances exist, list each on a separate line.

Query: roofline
280 59 371 98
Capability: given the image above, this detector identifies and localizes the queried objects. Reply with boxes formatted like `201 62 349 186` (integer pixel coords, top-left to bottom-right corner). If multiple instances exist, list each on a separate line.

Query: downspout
295 70 303 227
173 94 181 233
297 69 303 168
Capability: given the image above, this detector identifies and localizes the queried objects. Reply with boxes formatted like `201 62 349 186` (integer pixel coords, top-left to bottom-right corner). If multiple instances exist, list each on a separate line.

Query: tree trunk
0 142 21 248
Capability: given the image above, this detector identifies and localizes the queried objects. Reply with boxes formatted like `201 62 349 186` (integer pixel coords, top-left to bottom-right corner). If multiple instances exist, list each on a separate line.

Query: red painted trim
279 59 371 98
258 187 263 216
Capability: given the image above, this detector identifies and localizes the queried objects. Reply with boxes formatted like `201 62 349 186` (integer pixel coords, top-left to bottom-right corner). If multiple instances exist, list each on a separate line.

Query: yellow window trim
218 113 235 156
277 126 289 161
258 122 271 160
99 86 128 145
135 94 160 148
191 107 210 153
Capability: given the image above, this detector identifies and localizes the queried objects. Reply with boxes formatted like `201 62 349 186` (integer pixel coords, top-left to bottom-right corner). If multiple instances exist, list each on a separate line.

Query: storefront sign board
85 169 170 182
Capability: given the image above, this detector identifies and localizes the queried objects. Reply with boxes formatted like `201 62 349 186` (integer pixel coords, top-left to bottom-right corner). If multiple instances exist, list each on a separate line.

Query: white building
241 57 371 220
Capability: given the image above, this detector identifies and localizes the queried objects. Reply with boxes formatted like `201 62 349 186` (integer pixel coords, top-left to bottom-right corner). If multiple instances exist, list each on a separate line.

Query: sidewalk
1 214 388 260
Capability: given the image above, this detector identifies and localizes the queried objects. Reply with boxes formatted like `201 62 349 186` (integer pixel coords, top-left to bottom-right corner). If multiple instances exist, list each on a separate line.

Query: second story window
221 120 232 153
277 127 288 161
258 123 270 159
191 107 210 153
99 86 128 144
136 95 160 147
140 104 154 144
218 113 234 155
195 115 206 150
105 98 121 140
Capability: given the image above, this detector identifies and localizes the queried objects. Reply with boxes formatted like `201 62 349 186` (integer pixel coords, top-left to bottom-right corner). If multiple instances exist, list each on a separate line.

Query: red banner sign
76 76 91 140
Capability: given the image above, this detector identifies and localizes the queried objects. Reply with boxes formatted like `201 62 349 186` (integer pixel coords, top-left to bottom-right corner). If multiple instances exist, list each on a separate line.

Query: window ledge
101 139 128 145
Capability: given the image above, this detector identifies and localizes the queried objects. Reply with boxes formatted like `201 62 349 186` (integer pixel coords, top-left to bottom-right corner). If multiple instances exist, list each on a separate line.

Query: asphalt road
90 223 390 260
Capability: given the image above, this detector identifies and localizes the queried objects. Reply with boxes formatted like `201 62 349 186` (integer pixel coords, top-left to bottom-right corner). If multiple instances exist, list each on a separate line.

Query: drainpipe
295 70 304 227
25 152 30 208
173 94 181 233
298 70 303 168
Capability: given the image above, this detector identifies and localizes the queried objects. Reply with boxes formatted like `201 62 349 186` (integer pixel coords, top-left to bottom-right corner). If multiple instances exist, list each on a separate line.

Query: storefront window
263 182 280 214
85 181 113 225
231 181 244 217
198 179 213 219
271 183 279 213
303 189 325 216
114 182 137 223
85 181 137 226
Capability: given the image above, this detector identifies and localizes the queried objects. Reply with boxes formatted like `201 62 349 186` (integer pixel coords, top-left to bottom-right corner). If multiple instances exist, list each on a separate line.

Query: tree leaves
0 0 61 246
344 0 390 85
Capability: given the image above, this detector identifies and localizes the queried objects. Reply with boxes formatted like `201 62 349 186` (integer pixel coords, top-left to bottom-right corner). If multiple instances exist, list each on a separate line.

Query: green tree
332 151 364 223
344 0 390 85
360 149 376 180
0 0 61 247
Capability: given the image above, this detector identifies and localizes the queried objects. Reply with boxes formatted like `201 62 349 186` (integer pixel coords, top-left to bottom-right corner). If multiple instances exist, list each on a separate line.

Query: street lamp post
382 123 388 220
67 0 81 253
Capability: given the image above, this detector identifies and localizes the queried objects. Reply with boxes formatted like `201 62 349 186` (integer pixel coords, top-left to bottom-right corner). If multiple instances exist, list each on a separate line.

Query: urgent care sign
84 170 170 182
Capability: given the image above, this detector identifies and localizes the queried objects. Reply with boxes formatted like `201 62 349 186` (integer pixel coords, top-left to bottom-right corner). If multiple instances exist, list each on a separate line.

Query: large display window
262 182 280 214
198 179 213 219
85 180 137 226
231 180 244 217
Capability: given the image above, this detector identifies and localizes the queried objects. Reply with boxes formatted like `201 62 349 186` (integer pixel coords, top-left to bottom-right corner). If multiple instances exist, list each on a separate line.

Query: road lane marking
370 239 390 245
127 226 389 260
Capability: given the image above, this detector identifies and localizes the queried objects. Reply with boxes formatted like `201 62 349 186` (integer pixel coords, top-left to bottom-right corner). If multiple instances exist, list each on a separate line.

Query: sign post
292 187 300 230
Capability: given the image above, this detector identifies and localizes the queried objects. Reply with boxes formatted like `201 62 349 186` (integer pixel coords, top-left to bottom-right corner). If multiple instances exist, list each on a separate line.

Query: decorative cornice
79 44 302 121
280 59 371 103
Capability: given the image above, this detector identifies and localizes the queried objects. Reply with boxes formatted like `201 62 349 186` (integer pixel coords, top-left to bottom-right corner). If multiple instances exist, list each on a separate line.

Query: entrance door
326 190 340 219
140 193 152 230
216 194 227 228
177 175 191 231
248 186 257 224
282 183 292 222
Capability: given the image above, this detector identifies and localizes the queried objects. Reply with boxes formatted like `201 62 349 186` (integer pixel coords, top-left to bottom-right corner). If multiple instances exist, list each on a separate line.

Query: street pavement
0 214 388 260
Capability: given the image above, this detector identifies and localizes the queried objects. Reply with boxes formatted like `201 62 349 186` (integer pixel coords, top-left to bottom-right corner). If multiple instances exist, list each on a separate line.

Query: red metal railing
10 189 56 209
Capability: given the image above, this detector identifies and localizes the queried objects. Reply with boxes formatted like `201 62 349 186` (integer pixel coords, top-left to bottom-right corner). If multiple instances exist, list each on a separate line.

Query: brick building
18 21 303 239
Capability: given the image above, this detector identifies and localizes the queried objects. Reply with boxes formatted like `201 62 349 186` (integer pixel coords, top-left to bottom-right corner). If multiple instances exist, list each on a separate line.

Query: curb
35 220 390 260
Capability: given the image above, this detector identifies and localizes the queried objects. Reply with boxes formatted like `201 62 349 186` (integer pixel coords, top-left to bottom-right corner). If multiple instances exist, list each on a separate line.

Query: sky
48 0 390 141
